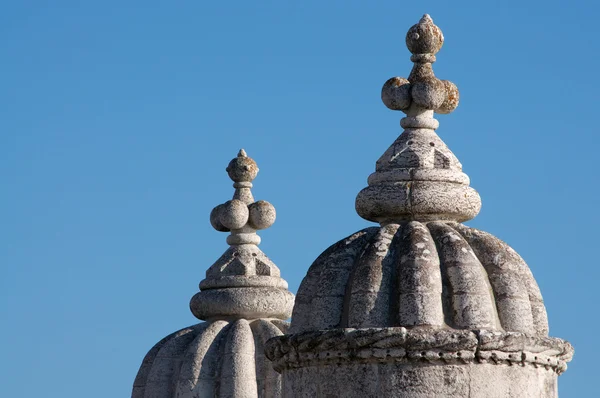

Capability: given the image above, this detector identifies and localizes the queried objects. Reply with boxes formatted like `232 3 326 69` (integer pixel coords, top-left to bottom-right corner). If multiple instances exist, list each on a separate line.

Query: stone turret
133 150 294 398
266 15 572 397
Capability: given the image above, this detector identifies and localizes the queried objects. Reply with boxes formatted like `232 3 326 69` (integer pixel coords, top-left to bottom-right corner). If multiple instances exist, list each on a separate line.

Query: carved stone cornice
265 327 573 374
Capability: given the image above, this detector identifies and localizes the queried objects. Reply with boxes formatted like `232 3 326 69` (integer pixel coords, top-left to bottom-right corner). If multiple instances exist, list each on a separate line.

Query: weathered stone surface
266 327 572 397
134 319 289 398
248 200 276 230
289 221 549 336
454 223 549 336
190 286 294 321
356 181 481 223
382 77 411 111
281 362 559 398
266 328 572 373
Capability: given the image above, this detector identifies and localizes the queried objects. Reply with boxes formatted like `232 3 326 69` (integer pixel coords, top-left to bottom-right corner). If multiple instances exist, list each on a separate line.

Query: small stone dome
290 221 548 336
133 319 287 398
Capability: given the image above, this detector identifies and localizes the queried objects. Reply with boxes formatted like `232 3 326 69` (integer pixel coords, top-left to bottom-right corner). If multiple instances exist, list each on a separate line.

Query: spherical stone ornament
248 200 276 230
411 78 446 110
226 149 259 182
437 80 460 114
210 204 229 232
382 77 412 110
219 199 249 230
406 14 444 55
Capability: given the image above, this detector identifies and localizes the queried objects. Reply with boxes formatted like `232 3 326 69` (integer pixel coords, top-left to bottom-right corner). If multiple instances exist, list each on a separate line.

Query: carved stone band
265 327 573 374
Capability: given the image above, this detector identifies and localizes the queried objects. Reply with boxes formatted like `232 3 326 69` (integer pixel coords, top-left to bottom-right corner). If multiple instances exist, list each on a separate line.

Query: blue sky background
1 1 598 397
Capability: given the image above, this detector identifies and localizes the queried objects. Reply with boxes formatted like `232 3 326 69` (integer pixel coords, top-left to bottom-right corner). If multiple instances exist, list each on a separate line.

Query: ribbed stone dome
133 319 287 398
290 221 548 336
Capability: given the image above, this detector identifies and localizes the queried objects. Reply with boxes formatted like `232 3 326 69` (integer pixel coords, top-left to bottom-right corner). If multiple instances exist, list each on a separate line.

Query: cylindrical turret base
265 328 572 398
282 362 557 398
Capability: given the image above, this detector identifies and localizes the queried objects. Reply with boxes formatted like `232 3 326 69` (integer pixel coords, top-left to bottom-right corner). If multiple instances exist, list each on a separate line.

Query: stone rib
428 222 499 330
452 223 537 335
175 321 228 398
344 224 398 328
143 325 203 398
219 319 258 398
396 221 444 327
290 228 376 333
251 320 288 398
133 327 194 398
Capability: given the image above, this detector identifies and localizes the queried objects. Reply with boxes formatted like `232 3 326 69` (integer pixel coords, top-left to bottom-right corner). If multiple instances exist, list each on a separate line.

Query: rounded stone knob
210 204 229 232
226 149 259 183
382 77 412 111
248 200 276 230
437 80 460 114
406 14 444 55
220 199 249 230
411 78 446 110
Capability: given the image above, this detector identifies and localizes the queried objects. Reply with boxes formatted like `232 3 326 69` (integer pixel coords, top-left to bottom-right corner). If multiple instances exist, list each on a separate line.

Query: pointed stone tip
238 149 247 158
420 14 433 24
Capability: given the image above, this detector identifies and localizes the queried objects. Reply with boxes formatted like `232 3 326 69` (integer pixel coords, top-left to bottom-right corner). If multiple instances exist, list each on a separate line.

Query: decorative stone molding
265 328 573 375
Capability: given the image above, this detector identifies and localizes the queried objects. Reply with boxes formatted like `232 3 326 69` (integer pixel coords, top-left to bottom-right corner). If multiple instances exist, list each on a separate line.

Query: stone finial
209 149 276 245
356 15 481 224
381 14 459 126
190 150 294 321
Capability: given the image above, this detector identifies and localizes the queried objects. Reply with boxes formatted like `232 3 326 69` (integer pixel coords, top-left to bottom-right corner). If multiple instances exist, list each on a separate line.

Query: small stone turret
133 150 294 398
266 15 572 398
191 149 294 321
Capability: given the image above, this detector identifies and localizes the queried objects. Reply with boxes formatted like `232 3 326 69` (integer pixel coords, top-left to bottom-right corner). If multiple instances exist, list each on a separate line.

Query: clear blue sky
1 1 597 397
